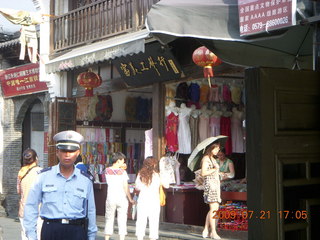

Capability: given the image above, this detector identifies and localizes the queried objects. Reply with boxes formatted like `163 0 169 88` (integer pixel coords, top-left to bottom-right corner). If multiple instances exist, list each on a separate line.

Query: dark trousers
41 221 86 240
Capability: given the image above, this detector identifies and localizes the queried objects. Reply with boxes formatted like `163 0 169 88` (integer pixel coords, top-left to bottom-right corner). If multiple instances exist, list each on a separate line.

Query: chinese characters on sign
238 0 296 36
0 63 48 98
114 43 182 87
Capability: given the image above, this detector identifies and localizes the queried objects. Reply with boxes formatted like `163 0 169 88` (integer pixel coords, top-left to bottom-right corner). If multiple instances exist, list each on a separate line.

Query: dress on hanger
177 105 192 154
209 107 222 137
199 114 210 142
209 116 221 137
188 82 200 102
190 117 199 150
222 84 232 103
208 85 220 102
231 86 242 105
199 84 210 105
144 129 153 159
231 109 245 153
76 97 90 120
159 156 177 184
220 114 232 155
88 95 99 121
165 112 179 152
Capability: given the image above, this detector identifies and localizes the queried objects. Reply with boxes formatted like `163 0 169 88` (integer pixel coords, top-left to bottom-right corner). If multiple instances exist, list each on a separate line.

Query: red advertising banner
0 63 48 98
238 0 296 36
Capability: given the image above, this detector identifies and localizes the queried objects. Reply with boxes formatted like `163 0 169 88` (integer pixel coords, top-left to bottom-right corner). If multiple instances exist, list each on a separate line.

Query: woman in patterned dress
201 143 221 239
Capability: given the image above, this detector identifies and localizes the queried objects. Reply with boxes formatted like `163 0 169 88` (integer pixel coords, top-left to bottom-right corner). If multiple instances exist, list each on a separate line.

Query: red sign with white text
238 0 296 36
0 63 48 98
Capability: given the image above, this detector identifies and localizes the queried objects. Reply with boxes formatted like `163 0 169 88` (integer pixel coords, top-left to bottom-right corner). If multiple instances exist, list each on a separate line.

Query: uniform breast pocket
72 189 87 210
42 186 58 203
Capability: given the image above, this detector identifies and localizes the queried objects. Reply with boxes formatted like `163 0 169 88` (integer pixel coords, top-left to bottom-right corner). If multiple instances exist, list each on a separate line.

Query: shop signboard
0 63 48 98
238 0 296 36
114 42 183 87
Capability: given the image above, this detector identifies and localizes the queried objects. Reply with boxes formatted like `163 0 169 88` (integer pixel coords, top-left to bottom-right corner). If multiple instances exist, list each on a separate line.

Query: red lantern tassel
204 66 214 87
203 66 214 78
85 88 94 97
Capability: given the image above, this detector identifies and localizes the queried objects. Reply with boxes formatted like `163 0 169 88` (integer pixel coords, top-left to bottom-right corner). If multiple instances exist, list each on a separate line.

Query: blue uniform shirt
23 164 97 240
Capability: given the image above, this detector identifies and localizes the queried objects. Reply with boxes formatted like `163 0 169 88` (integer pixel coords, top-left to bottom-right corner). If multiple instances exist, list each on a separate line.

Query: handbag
159 185 166 206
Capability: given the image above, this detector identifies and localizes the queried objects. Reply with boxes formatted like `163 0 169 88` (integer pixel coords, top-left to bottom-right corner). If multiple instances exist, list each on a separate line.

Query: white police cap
53 130 84 151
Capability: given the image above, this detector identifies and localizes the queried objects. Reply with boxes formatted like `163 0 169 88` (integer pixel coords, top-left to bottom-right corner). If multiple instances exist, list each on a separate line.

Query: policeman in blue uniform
23 130 97 240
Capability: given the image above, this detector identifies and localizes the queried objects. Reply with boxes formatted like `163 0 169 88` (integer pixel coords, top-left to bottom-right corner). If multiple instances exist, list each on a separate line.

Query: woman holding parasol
188 135 227 239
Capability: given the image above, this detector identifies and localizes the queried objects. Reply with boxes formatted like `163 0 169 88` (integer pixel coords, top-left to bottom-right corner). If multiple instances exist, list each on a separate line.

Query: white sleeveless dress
178 108 192 154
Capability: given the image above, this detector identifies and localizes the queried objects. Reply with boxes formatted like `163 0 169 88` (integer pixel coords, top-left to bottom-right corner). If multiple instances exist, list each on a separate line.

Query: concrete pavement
0 215 247 240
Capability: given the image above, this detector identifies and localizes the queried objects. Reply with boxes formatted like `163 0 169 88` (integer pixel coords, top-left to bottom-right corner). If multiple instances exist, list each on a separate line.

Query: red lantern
192 46 222 86
77 69 102 97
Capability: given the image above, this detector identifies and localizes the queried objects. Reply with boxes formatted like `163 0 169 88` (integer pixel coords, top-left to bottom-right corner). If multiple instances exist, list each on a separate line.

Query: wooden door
48 97 77 166
245 68 320 240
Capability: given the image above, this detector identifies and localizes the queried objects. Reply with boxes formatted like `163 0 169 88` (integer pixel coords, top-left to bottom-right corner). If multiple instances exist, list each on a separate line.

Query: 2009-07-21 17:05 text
212 210 308 220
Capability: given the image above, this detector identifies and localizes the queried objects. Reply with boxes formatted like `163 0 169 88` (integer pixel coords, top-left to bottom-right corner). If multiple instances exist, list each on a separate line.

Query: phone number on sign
212 210 308 220
251 16 289 31
266 16 289 28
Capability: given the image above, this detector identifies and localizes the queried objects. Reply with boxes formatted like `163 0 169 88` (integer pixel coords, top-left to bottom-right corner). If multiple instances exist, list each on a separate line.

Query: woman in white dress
135 157 169 240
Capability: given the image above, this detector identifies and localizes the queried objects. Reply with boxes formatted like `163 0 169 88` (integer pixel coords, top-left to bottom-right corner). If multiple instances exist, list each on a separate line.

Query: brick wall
0 93 49 217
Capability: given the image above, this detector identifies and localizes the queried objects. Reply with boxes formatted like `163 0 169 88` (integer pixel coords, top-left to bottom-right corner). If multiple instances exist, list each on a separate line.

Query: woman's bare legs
202 211 210 238
209 202 220 239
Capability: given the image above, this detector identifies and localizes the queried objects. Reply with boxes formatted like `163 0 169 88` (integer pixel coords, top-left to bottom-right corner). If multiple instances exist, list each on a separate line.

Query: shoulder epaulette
39 167 52 174
80 170 94 182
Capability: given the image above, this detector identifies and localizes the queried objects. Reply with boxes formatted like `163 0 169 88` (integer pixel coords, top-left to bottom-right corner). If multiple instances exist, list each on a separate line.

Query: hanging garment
208 84 220 102
125 96 137 121
136 97 149 122
0 9 43 63
231 86 242 105
165 112 179 152
209 116 221 137
188 82 200 102
175 82 188 107
87 95 99 121
76 97 90 120
198 115 210 142
144 129 153 159
165 85 176 106
220 116 232 155
231 110 245 153
94 95 113 121
177 107 192 154
19 25 38 63
159 156 176 184
199 84 210 105
95 128 106 142
189 115 199 150
109 129 114 143
222 84 232 103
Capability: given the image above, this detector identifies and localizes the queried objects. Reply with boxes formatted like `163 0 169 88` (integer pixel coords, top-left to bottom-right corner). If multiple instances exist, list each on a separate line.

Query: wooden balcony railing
51 0 159 53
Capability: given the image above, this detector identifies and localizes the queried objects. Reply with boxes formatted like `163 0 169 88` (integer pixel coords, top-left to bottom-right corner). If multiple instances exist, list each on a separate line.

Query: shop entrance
22 99 45 167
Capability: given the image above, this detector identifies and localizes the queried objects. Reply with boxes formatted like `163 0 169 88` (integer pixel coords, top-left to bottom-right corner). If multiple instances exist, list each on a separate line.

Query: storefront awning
146 0 315 70
45 30 149 73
